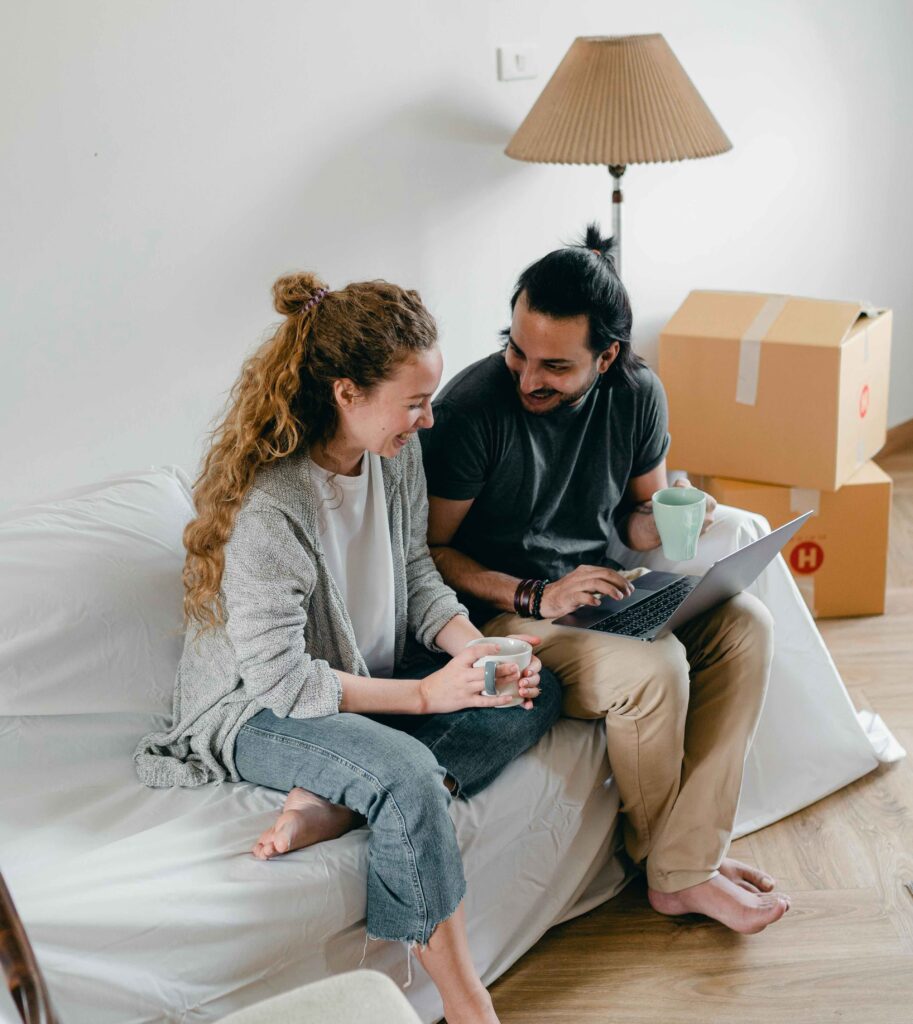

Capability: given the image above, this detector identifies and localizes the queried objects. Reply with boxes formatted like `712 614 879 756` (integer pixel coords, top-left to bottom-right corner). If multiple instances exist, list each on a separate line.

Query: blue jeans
233 658 562 945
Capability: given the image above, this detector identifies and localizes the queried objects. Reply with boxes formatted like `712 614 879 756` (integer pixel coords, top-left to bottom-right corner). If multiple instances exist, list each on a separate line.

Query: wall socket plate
497 44 538 82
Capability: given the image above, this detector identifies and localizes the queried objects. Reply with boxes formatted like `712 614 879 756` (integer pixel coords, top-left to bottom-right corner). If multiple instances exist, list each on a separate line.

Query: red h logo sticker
859 384 871 419
790 541 824 575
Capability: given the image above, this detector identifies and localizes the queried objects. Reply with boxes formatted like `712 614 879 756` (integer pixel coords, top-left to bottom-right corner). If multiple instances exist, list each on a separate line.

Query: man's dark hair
502 223 644 388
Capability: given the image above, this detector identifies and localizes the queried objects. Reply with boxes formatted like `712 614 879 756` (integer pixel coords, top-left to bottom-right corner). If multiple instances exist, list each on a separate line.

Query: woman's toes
252 829 280 859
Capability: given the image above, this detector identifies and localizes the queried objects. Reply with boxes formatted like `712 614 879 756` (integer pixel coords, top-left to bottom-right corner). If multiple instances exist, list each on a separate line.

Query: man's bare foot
648 873 790 934
252 788 363 860
719 857 776 894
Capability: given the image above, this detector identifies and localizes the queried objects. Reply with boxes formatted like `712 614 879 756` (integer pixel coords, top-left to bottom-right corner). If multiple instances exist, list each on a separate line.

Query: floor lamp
505 34 732 277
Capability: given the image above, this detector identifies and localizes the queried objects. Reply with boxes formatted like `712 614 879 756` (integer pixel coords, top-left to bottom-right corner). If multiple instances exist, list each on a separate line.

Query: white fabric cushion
215 971 422 1024
0 467 194 716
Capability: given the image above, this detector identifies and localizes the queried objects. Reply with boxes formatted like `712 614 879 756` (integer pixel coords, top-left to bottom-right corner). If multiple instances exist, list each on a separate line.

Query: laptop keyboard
590 577 699 637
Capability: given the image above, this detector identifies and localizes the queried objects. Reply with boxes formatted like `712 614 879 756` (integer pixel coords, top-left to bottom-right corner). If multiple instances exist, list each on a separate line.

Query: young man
420 225 790 934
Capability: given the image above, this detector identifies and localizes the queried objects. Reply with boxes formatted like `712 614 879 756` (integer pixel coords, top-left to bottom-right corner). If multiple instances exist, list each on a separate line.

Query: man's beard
513 363 600 414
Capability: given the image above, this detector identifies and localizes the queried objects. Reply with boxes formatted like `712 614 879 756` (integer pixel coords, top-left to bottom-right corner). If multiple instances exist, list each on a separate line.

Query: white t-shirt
309 452 396 678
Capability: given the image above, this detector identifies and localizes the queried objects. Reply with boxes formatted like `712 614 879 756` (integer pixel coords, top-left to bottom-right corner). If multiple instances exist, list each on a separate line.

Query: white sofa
0 467 880 1024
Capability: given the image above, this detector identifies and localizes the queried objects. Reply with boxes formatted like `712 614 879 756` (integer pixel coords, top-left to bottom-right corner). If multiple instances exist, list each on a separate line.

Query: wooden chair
0 872 59 1024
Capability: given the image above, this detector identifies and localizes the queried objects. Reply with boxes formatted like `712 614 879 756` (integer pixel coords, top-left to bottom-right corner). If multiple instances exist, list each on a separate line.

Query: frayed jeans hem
365 877 466 949
362 881 467 989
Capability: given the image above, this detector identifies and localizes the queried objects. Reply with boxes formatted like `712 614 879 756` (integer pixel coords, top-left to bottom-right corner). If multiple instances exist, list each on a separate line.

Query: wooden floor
489 437 913 1024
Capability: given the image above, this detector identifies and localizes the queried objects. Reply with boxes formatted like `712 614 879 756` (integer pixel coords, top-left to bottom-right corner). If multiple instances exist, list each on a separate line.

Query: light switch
497 44 539 82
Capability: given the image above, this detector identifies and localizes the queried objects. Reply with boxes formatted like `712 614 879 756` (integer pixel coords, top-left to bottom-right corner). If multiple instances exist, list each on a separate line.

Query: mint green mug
651 487 707 561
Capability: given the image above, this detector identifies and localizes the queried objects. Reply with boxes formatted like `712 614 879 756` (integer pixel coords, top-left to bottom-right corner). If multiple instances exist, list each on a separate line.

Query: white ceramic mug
465 636 532 709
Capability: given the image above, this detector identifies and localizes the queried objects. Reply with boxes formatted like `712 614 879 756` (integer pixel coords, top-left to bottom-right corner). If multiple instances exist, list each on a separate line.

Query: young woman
135 272 563 1024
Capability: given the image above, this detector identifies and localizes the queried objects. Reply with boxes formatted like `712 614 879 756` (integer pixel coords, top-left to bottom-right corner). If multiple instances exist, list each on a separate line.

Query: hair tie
303 288 328 313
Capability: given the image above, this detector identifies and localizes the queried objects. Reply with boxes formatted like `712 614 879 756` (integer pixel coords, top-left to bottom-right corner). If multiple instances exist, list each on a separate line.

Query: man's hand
538 566 635 620
675 477 717 536
625 477 718 550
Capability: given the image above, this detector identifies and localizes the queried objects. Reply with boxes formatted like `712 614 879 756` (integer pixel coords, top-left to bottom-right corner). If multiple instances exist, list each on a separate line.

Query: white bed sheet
0 467 886 1024
0 709 627 1024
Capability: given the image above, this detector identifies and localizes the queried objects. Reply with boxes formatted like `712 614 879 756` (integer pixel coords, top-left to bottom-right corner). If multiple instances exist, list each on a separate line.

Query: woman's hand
505 634 544 710
418 643 520 714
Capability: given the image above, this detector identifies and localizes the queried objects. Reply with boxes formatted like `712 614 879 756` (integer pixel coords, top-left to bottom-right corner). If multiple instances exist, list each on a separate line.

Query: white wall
2 0 911 511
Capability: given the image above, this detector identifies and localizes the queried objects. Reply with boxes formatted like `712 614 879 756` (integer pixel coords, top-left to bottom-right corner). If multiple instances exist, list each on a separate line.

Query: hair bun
272 272 330 317
581 222 618 265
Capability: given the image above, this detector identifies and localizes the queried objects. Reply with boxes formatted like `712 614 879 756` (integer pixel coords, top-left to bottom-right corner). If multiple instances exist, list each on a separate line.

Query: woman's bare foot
440 987 500 1024
252 788 363 860
719 857 776 894
648 873 790 934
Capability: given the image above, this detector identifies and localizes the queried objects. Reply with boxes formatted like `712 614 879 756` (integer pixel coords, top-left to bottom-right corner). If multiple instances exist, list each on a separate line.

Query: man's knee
628 637 692 716
560 633 691 719
718 592 775 662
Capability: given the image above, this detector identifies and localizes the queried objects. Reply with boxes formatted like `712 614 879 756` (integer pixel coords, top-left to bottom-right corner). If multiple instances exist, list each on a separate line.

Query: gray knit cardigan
134 435 467 788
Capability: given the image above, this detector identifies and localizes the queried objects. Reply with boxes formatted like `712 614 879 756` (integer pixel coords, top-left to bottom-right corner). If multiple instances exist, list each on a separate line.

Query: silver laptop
553 512 812 642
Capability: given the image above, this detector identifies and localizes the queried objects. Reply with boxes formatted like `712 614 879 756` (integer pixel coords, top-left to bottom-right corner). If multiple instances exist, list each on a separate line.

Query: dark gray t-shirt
420 353 670 622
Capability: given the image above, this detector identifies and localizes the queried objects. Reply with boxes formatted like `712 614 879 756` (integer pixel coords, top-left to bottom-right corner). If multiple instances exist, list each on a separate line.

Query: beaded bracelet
531 579 550 619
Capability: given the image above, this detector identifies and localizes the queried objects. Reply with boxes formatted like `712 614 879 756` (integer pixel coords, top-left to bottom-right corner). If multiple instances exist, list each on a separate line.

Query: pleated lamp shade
505 34 732 166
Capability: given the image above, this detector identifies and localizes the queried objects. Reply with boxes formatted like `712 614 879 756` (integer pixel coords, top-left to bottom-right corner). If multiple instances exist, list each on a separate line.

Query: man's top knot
582 223 618 269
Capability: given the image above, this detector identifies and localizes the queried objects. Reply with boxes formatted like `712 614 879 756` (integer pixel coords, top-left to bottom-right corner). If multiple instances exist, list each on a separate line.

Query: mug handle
484 660 498 696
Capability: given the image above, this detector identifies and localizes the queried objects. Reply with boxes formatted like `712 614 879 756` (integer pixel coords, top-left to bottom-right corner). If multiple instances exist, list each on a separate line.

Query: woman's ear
332 378 363 409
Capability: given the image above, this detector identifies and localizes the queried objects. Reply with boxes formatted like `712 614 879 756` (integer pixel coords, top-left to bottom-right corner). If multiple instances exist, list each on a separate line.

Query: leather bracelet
525 580 538 619
514 579 534 616
519 579 537 618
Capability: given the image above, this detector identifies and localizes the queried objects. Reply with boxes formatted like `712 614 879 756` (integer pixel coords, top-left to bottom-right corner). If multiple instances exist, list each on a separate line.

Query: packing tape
790 488 820 515
856 437 866 467
736 295 789 406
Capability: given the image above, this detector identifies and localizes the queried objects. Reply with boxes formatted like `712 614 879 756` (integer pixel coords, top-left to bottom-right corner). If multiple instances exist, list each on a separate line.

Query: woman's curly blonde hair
183 271 437 630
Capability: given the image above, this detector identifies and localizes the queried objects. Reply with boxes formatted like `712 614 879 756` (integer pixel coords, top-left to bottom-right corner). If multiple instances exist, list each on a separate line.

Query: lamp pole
609 164 626 278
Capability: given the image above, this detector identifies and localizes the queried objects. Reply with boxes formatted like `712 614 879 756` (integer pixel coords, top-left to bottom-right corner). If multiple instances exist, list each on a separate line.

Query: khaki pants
484 593 774 892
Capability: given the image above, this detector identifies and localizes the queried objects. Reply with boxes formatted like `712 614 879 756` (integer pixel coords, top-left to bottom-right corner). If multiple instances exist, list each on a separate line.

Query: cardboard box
660 291 892 490
696 461 892 618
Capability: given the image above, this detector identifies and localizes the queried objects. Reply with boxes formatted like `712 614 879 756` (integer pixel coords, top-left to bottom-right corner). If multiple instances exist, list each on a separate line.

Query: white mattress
0 709 627 1024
